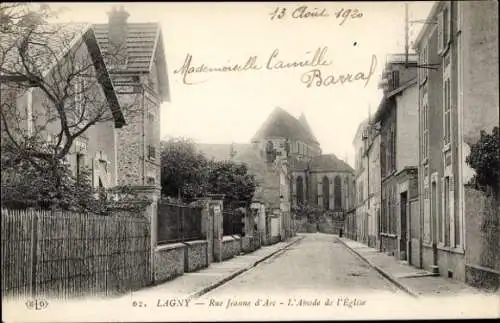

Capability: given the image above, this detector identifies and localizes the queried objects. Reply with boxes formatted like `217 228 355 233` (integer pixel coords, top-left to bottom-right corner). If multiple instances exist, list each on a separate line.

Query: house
93 6 170 191
352 114 382 248
374 53 419 263
353 118 369 245
413 0 499 288
0 23 125 190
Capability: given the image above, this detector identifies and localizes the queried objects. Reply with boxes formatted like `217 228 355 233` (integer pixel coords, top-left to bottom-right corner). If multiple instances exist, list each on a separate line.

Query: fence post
30 210 39 298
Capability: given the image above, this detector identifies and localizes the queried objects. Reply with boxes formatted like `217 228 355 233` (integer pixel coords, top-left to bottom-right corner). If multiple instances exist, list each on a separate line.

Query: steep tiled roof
0 23 125 128
310 154 354 173
1 23 90 77
251 107 318 144
92 22 170 102
196 143 251 161
93 23 158 72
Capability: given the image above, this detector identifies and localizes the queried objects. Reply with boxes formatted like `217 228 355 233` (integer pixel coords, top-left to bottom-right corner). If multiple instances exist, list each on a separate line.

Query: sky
49 1 435 167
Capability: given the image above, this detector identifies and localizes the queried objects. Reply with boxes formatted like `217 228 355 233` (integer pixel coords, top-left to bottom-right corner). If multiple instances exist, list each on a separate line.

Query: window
443 176 450 246
391 70 400 90
422 103 429 159
76 153 85 183
147 177 155 185
419 44 429 83
391 125 396 172
296 176 304 205
431 180 437 242
451 176 459 247
334 176 342 210
148 145 156 160
443 78 451 145
322 176 330 210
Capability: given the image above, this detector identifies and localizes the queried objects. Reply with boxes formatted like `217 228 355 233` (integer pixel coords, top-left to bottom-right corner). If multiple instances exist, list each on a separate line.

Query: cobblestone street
201 233 405 298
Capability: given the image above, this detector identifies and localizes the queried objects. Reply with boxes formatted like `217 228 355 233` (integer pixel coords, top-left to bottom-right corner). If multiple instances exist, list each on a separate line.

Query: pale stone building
414 0 499 288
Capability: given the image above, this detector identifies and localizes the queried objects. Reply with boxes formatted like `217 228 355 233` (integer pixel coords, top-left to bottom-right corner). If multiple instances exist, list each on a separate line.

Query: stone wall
241 235 258 254
184 240 208 273
154 243 185 283
464 187 500 290
221 235 241 261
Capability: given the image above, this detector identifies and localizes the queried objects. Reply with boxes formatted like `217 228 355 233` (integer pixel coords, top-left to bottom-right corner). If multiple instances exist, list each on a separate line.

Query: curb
336 237 419 298
187 236 304 300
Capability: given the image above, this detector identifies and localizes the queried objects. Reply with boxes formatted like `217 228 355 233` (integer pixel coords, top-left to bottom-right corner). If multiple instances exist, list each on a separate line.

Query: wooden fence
1 208 151 300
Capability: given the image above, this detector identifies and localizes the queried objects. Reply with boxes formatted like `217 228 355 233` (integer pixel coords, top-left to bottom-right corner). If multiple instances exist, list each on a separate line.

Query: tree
160 137 210 200
160 137 256 205
1 3 136 202
466 126 500 197
206 160 256 207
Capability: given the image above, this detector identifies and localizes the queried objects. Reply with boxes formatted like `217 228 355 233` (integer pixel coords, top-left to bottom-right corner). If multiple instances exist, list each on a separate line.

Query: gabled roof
0 23 125 128
310 154 354 173
92 22 170 102
251 107 318 144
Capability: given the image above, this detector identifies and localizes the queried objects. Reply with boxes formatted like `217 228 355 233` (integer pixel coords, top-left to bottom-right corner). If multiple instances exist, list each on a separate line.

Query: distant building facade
352 116 382 248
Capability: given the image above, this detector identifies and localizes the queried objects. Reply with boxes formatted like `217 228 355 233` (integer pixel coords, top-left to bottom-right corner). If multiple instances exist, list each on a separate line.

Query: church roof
310 154 354 173
251 107 318 144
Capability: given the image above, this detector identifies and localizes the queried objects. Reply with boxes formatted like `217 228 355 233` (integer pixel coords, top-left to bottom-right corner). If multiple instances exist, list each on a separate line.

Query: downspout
141 84 146 185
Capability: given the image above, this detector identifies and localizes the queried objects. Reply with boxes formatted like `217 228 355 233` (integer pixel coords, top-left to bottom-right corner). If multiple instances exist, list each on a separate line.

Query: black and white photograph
1 1 499 321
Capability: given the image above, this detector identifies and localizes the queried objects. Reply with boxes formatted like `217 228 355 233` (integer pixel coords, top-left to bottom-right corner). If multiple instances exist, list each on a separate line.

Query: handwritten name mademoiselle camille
173 47 377 88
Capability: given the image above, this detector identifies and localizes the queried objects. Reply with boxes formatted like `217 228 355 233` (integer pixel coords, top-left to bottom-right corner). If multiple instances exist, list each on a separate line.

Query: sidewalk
120 235 304 301
337 236 494 297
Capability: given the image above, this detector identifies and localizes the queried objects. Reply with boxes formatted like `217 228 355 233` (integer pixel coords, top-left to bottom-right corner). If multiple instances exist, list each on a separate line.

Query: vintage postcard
1 1 499 322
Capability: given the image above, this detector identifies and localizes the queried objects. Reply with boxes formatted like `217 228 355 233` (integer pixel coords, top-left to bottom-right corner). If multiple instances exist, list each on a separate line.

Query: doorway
400 191 408 261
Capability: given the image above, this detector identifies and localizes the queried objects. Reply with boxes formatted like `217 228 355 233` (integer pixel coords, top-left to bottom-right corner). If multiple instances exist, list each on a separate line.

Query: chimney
107 6 129 68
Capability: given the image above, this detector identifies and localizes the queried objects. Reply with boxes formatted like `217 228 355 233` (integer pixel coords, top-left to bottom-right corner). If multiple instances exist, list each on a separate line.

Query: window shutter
424 194 430 242
437 12 444 54
449 176 456 246
440 178 445 244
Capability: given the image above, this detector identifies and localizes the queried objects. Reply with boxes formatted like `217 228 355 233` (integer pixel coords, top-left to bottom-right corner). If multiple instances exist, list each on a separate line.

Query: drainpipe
141 84 145 185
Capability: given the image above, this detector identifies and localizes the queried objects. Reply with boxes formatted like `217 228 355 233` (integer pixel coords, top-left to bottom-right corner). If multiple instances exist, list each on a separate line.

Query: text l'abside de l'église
173 47 377 89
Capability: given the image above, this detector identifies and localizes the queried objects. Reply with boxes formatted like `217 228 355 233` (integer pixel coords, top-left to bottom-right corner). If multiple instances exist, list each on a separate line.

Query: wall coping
466 263 500 275
183 240 208 246
156 242 186 251
222 235 236 242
